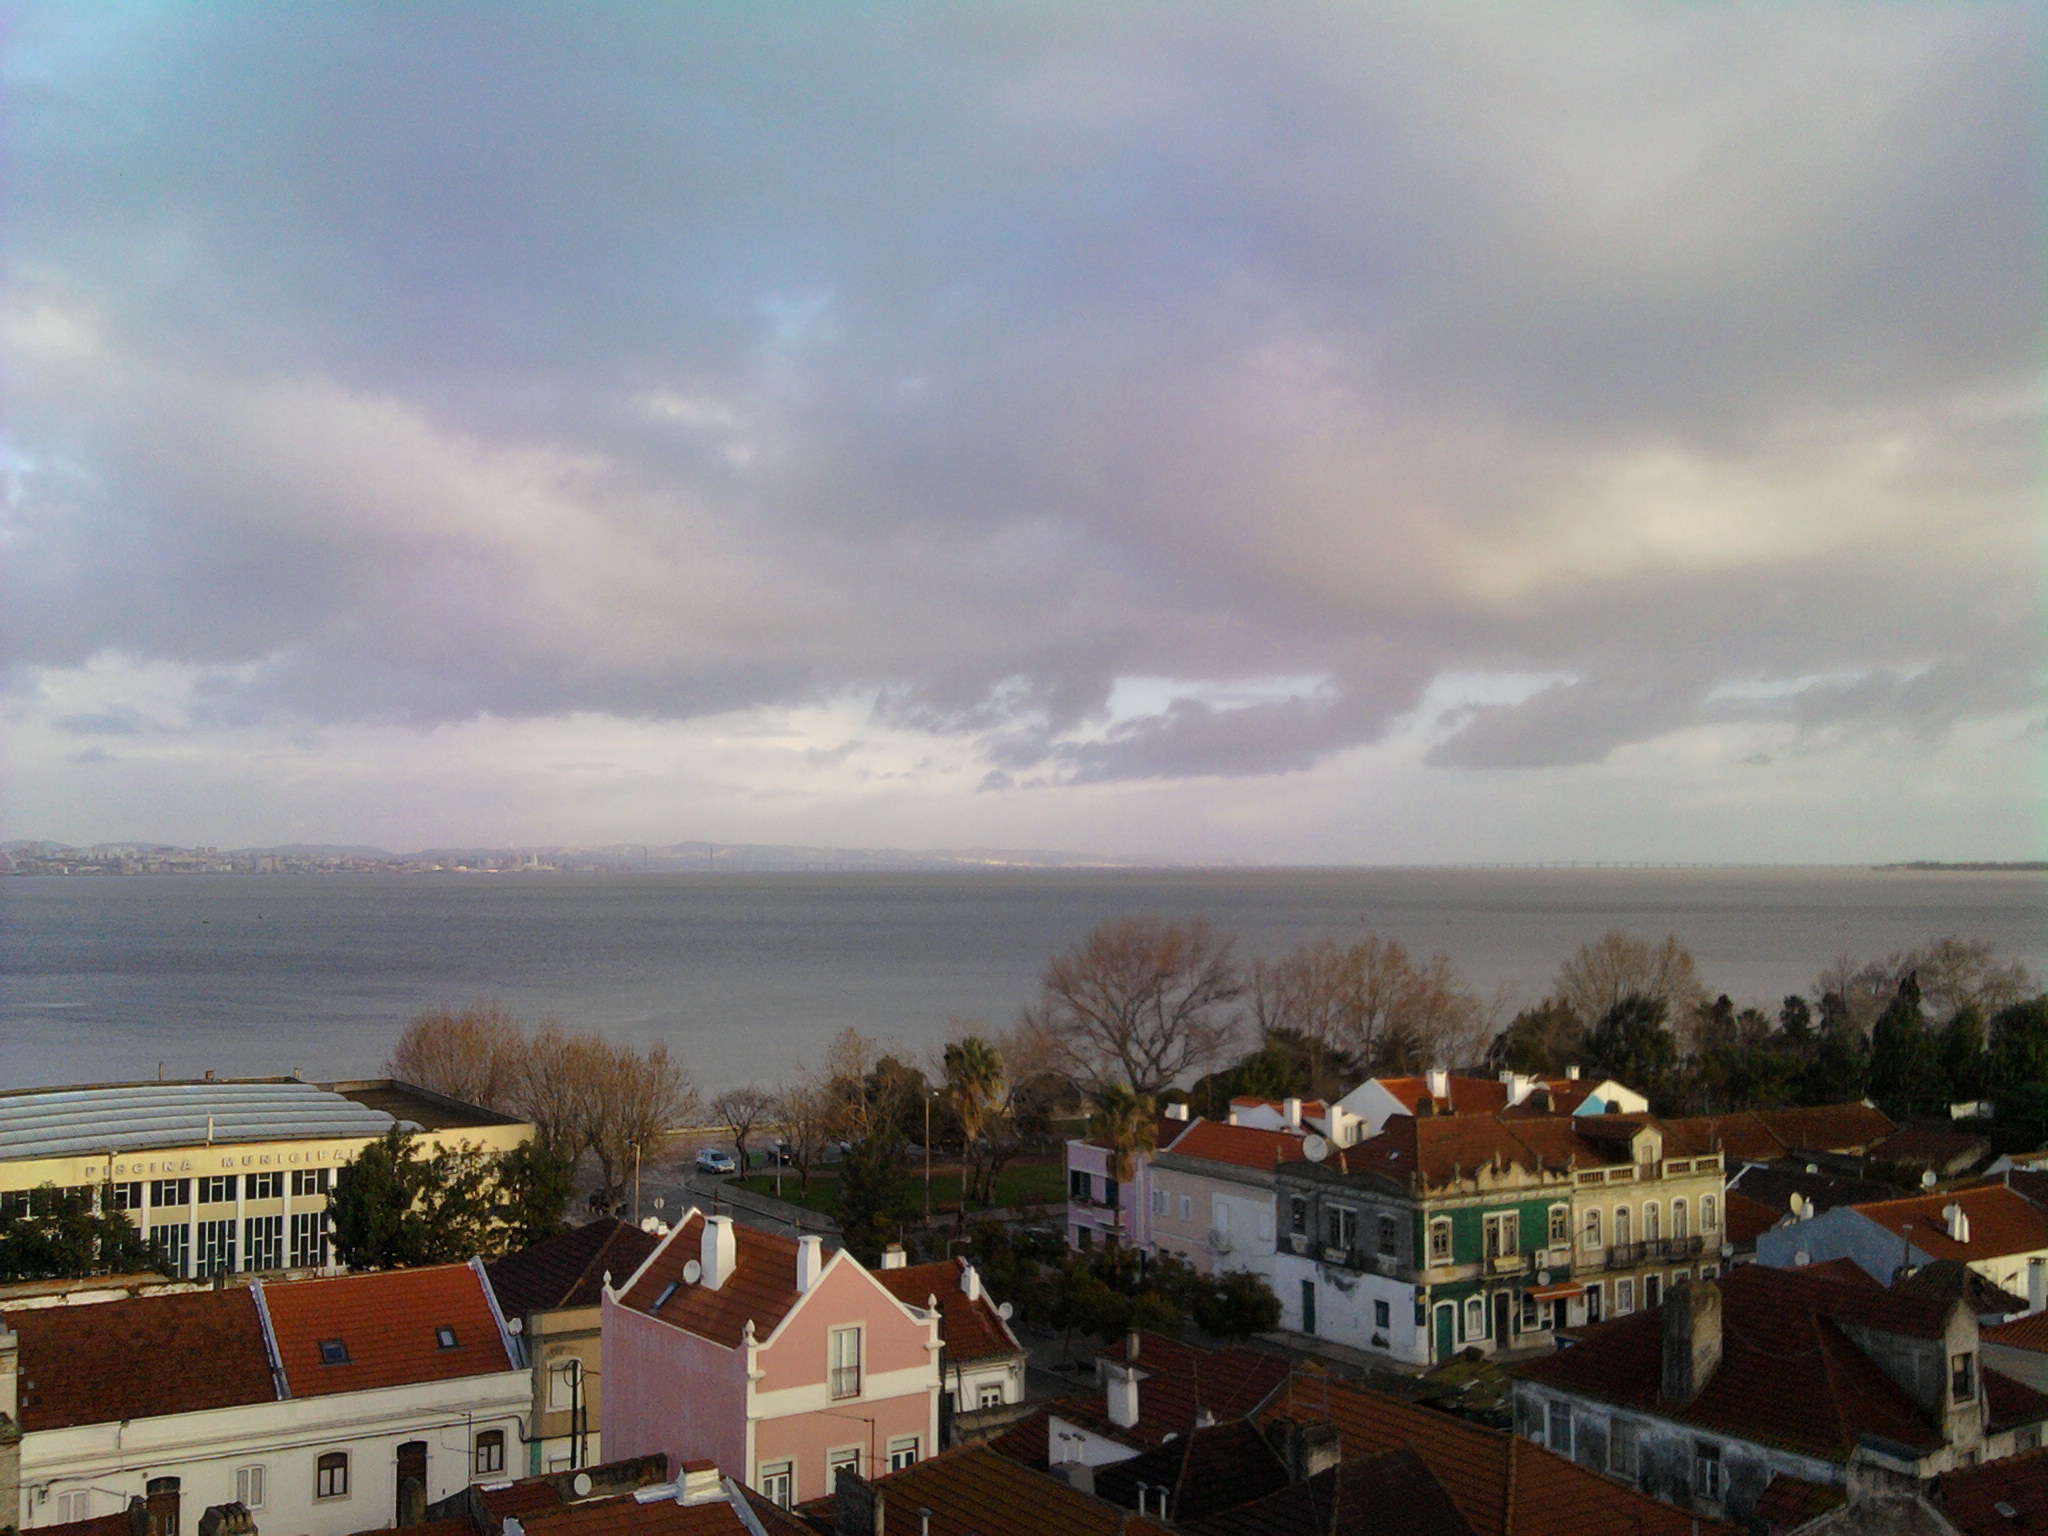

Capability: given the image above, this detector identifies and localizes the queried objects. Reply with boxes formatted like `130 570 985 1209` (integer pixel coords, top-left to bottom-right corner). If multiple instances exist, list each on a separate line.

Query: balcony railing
1605 1234 1706 1269
1486 1252 1528 1275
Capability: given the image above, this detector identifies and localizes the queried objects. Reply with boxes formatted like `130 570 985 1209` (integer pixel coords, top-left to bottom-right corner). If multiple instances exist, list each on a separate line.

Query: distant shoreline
1873 861 2048 873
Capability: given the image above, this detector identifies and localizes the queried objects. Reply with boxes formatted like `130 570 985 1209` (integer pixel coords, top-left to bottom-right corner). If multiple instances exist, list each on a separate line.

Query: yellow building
0 1076 532 1278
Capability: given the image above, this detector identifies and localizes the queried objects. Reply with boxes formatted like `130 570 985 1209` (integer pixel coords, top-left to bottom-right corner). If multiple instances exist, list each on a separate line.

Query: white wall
1272 1253 1425 1364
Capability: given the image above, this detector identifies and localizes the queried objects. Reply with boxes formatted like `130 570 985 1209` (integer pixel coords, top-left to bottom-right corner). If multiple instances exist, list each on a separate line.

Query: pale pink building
601 1211 941 1513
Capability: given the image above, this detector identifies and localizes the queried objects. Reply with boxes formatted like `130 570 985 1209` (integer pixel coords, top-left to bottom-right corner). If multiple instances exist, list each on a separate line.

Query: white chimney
1945 1203 1971 1244
677 1462 724 1506
1508 1073 1532 1104
880 1242 908 1270
1164 1102 1190 1122
1283 1097 1302 1129
1566 1065 1581 1081
701 1215 737 1291
1105 1358 1140 1429
797 1234 825 1293
961 1263 982 1302
2031 1258 2045 1315
1227 1103 1241 1126
1426 1068 1450 1101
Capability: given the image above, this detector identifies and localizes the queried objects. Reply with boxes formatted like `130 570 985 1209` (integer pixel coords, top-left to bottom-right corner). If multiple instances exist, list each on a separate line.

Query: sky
2 3 2043 865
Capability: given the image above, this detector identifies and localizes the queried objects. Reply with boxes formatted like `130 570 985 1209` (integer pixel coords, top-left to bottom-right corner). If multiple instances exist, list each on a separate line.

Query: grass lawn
731 1157 1064 1218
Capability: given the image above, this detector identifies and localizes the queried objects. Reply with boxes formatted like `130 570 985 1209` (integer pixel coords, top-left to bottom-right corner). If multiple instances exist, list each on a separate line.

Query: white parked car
695 1147 738 1175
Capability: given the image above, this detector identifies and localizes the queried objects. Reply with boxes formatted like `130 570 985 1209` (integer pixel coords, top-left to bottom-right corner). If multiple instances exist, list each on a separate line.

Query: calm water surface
1 869 2041 1092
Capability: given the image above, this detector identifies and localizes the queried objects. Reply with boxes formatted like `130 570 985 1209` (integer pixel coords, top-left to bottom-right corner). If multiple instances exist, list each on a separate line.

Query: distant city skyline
3 5 2041 865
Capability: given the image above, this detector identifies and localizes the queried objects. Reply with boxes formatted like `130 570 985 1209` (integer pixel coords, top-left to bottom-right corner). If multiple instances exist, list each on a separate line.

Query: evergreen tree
1801 992 1868 1104
1938 1005 1990 1105
1990 998 2048 1086
1778 994 1813 1045
497 1136 576 1248
835 1125 914 1265
1581 994 1676 1105
1868 973 1938 1119
0 1183 167 1282
329 1129 499 1268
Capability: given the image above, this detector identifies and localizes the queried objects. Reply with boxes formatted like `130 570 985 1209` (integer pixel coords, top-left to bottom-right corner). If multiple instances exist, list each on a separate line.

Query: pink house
601 1211 941 1513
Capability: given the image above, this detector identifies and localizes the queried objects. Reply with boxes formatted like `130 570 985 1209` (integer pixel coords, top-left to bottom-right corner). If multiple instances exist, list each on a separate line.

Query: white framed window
1548 1204 1570 1247
1429 1216 1453 1262
1546 1401 1572 1456
829 1325 862 1398
150 1223 191 1277
1701 1195 1718 1232
474 1430 506 1475
826 1447 861 1492
245 1172 283 1201
1180 1194 1193 1222
199 1175 237 1205
978 1382 1004 1408
1327 1206 1357 1249
1609 1420 1639 1480
235 1465 266 1510
1464 1296 1484 1341
887 1437 920 1472
291 1168 330 1197
758 1461 793 1508
1694 1441 1723 1501
1672 1199 1688 1240
1483 1211 1518 1258
1582 1208 1602 1251
1150 1188 1165 1216
57 1493 91 1523
1617 1278 1635 1315
1699 1264 1718 1280
1643 1202 1661 1241
315 1451 349 1501
1613 1205 1631 1246
549 1359 582 1409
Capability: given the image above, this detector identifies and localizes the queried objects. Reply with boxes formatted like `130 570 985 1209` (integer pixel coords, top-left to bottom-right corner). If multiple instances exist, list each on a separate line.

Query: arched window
1672 1200 1689 1240
1464 1296 1485 1342
1701 1195 1718 1232
474 1430 505 1476
1643 1203 1661 1241
1614 1206 1631 1246
1582 1207 1602 1250
315 1453 349 1501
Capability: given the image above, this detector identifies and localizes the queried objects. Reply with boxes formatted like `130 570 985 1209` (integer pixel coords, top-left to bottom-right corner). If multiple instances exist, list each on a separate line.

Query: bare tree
1819 938 2036 1034
580 1041 697 1214
1029 915 1241 1095
511 1023 601 1151
1251 937 1488 1078
711 1084 776 1173
385 1002 526 1111
1554 932 1709 1031
773 1075 836 1197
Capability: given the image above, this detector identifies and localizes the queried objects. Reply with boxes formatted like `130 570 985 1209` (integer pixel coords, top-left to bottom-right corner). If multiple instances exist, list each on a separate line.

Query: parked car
764 1142 794 1166
694 1147 738 1175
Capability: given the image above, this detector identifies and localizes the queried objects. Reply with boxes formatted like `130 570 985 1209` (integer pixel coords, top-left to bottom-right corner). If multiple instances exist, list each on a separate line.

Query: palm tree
943 1036 1005 1206
1090 1083 1157 1245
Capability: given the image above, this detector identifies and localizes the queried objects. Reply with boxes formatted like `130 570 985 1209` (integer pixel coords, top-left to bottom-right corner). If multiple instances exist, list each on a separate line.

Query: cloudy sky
3 3 2042 864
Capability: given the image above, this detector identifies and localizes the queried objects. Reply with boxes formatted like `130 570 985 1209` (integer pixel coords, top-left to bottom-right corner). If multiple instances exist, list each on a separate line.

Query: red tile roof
1988 1311 2048 1354
1374 1076 1512 1119
617 1212 804 1349
263 1262 516 1397
1156 1118 1308 1174
1092 1417 1291 1524
1333 1113 1607 1189
1181 1443 1476 1536
519 1492 771 1536
1870 1124 1992 1171
1940 1445 2048 1536
839 1443 1176 1536
1725 1189 1781 1249
1659 1103 1895 1161
30 1511 146 1536
1084 1332 1292 1444
5 1287 276 1431
873 1258 1023 1365
1259 1374 1728 1536
1514 1265 1963 1464
488 1217 662 1317
1229 1096 1329 1118
1856 1184 2048 1264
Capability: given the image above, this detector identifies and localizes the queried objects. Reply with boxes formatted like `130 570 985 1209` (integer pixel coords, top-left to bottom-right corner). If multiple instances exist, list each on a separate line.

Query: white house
1757 1184 2048 1306
5 1261 527 1536
1333 1069 1649 1145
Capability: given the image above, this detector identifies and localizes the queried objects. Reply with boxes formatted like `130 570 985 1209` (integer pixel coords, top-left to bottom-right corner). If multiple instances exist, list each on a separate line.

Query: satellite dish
997 1302 1014 1320
1302 1135 1330 1163
572 1474 592 1498
683 1259 703 1284
654 1196 666 1210
1789 1193 1806 1216
1922 1171 1938 1188
506 1317 523 1335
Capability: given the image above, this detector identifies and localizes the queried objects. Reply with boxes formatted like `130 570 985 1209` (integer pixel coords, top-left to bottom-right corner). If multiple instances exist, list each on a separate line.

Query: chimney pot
880 1243 907 1269
701 1215 738 1292
1284 1097 1302 1128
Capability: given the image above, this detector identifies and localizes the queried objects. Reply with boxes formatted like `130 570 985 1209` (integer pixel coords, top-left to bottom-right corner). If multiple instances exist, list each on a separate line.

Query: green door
1434 1302 1457 1362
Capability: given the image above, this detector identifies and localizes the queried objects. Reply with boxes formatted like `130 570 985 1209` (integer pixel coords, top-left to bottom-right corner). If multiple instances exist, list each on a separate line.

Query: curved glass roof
0 1080 399 1161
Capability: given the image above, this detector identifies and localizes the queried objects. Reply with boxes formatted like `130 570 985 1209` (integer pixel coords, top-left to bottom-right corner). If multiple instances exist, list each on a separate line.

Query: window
1180 1194 1193 1222
315 1452 349 1500
108 1181 144 1211
1429 1217 1453 1263
887 1437 920 1472
1290 1196 1309 1235
1672 1199 1688 1240
1378 1214 1398 1256
1069 1169 1092 1202
151 1178 190 1206
1617 1279 1635 1314
290 1210 327 1268
549 1359 582 1409
474 1430 505 1475
319 1338 350 1365
1642 1203 1660 1241
1374 1298 1391 1329
1519 1291 1539 1330
200 1175 237 1204
1701 1195 1718 1232
1582 1208 1602 1251
1150 1188 1165 1216
437 1325 462 1349
1645 1274 1662 1309
245 1172 283 1201
1694 1441 1723 1501
978 1382 1005 1408
1483 1211 1518 1259
758 1462 793 1508
1077 1225 1093 1251
58 1493 91 1523
243 1215 283 1271
196 1218 237 1276
292 1168 329 1197
235 1465 266 1511
1464 1296 1484 1340
829 1326 862 1398
1326 1207 1357 1250
1548 1204 1570 1248
1610 1419 1639 1480
1954 1351 1976 1401
2019 1426 2042 1454
0 1192 26 1220
1613 1206 1631 1246
1546 1401 1572 1456
1699 1264 1718 1280
150 1224 190 1277
826 1448 861 1491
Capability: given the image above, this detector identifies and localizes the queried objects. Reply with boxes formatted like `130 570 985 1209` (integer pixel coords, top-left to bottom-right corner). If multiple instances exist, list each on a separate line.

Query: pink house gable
600 1211 940 1512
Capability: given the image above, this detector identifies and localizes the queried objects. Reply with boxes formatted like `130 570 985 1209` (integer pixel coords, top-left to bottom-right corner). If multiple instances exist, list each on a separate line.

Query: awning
1529 1281 1585 1301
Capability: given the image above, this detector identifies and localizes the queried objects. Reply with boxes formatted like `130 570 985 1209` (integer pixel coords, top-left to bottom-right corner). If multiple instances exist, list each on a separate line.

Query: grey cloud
3 3 2042 787
51 708 149 736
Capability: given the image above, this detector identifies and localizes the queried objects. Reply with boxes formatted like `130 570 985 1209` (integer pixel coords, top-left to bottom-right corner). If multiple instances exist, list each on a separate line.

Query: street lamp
630 1140 642 1225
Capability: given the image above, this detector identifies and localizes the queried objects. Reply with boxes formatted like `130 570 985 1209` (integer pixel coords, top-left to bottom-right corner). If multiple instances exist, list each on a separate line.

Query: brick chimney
702 1215 737 1292
1661 1280 1722 1405
1271 1417 1341 1483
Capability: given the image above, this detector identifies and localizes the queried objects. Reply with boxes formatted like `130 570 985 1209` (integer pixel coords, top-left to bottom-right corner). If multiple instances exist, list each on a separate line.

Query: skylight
653 1280 680 1311
436 1325 459 1349
319 1339 349 1365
